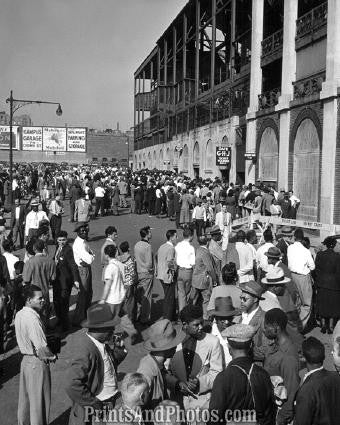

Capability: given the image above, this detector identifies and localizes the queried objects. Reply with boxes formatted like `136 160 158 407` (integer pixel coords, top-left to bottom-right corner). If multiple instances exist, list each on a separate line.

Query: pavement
0 202 337 425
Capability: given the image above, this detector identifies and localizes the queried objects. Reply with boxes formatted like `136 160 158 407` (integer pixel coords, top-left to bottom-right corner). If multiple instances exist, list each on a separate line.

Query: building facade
134 0 340 224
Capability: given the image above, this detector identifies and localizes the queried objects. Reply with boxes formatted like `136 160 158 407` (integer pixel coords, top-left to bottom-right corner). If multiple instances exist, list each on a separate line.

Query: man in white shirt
24 200 41 240
175 227 195 313
287 228 315 329
94 184 106 217
72 222 95 326
235 230 255 283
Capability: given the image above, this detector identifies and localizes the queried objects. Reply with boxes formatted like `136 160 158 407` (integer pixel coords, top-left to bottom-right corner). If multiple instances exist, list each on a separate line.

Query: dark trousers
73 266 92 326
95 197 105 217
123 285 136 321
69 201 75 222
161 280 176 321
148 199 155 215
53 283 72 330
50 215 62 241
195 219 205 238
135 198 142 214
175 212 180 229
12 223 24 248
135 274 153 323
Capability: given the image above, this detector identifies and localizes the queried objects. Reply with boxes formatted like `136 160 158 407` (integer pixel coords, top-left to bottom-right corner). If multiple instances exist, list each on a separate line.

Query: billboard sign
0 126 20 150
22 126 43 151
67 127 86 152
43 127 66 151
216 146 231 166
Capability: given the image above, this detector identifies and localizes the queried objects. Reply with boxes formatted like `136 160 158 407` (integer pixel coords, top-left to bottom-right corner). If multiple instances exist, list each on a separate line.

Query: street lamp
6 90 62 204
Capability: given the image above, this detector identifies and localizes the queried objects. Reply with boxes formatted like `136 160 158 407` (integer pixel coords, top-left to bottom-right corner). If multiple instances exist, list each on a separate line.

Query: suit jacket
10 205 25 228
294 369 340 425
192 246 218 289
74 198 92 222
168 333 223 410
65 333 105 425
156 242 176 284
315 249 340 291
54 244 79 289
137 354 166 409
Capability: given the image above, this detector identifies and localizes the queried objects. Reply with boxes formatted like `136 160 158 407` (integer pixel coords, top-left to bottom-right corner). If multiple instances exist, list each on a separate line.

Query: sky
0 0 187 131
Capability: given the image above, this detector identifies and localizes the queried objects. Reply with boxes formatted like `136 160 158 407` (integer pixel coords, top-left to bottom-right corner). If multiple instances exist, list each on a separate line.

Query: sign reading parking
216 146 231 166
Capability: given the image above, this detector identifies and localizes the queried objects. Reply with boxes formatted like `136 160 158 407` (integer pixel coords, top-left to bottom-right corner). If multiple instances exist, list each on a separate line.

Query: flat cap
221 324 256 342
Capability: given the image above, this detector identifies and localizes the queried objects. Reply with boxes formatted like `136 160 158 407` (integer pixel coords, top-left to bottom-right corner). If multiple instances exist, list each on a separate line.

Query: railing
258 88 281 110
261 28 283 59
293 71 325 99
135 91 155 112
296 2 327 39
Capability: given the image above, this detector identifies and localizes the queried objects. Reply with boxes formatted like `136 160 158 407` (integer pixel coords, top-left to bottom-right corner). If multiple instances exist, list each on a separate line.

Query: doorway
193 167 200 179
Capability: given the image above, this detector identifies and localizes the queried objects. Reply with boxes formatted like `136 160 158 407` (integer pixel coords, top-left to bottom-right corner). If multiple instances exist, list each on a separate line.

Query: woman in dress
315 236 340 334
179 188 191 227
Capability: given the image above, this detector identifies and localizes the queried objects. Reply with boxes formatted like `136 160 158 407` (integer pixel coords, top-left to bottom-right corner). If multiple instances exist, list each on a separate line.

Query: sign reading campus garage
0 126 20 150
216 146 231 166
22 127 43 151
67 127 86 152
43 127 67 151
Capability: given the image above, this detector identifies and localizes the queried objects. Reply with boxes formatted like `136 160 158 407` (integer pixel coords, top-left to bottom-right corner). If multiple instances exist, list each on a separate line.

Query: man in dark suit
53 230 80 331
65 303 125 425
190 235 218 321
10 198 26 249
294 336 340 425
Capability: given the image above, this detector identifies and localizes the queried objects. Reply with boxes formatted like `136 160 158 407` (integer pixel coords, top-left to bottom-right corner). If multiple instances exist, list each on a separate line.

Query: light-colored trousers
18 355 51 425
291 272 313 329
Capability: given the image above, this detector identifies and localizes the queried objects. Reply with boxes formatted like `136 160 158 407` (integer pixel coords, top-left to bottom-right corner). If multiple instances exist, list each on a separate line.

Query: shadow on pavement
0 351 22 386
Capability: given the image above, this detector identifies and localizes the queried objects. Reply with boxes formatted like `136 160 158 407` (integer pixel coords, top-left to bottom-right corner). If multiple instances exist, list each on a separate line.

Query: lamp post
6 90 62 204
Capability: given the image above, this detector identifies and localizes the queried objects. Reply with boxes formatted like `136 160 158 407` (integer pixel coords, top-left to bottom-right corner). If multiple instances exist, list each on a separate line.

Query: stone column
320 0 340 226
245 0 264 184
276 0 298 191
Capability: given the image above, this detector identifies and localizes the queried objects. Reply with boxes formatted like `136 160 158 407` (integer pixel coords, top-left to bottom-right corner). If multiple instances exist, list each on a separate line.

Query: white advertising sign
0 126 19 150
43 127 66 151
67 127 86 152
22 126 43 151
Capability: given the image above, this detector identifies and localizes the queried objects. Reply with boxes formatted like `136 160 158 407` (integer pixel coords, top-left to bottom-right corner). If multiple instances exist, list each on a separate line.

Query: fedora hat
74 221 89 232
240 281 265 300
265 246 282 259
209 297 240 317
143 319 185 352
209 225 221 235
30 199 39 206
280 226 293 235
81 303 120 329
261 267 291 285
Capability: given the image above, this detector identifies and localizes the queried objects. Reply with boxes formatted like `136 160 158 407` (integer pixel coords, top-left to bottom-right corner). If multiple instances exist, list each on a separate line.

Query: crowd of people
0 163 339 425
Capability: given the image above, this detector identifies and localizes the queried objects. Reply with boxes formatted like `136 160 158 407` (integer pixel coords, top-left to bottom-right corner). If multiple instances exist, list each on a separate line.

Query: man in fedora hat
137 319 185 409
209 296 240 367
65 303 124 425
24 199 44 241
72 221 95 326
208 225 223 282
210 324 276 425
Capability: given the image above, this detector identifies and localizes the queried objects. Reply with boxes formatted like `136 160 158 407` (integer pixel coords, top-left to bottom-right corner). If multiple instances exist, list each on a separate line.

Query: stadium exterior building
134 0 340 225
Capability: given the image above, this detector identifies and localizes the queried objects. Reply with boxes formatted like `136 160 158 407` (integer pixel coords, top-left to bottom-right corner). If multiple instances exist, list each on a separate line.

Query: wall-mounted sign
67 127 86 152
245 152 257 162
43 127 67 151
22 126 43 151
216 146 231 166
0 126 20 150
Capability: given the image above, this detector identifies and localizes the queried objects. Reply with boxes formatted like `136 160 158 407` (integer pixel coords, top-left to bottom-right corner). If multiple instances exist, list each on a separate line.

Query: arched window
193 142 200 165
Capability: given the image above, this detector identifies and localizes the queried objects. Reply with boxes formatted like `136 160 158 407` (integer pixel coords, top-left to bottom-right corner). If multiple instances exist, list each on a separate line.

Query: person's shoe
320 326 327 334
327 327 334 334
